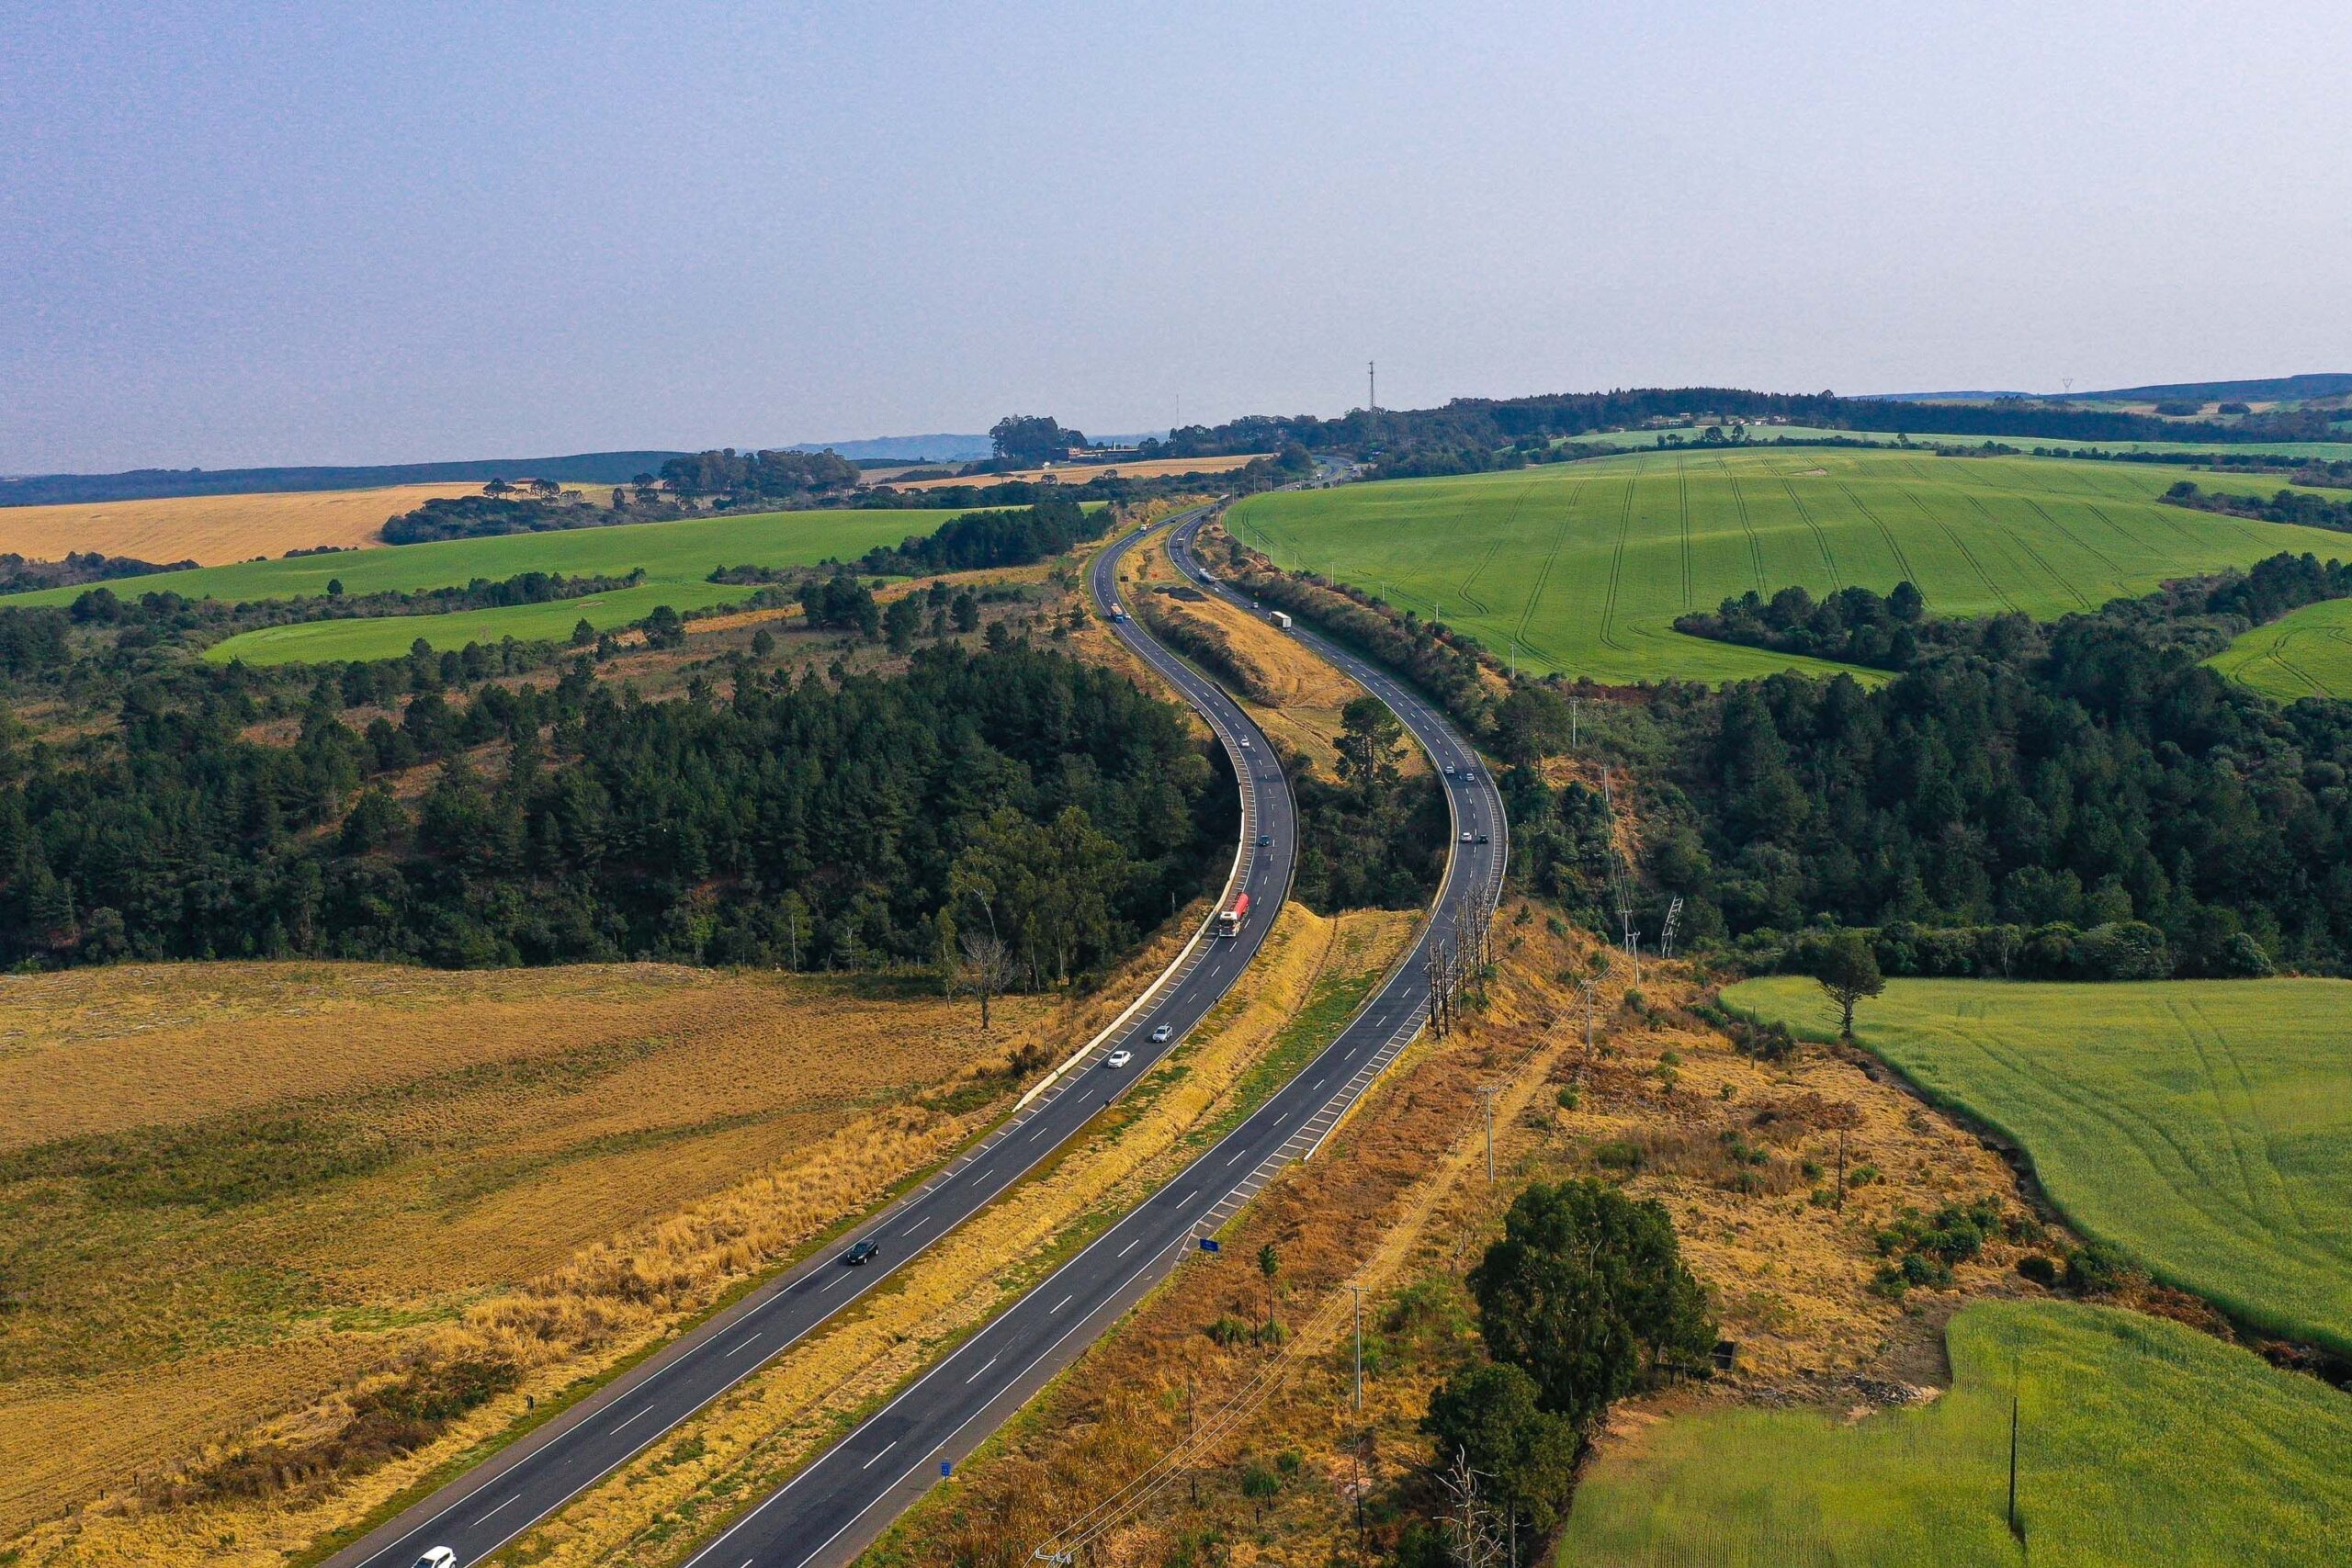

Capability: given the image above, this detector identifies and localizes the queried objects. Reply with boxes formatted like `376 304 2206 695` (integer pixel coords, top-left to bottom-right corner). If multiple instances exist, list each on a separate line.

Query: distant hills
2074 373 2352 403
1869 374 2352 406
784 434 993 463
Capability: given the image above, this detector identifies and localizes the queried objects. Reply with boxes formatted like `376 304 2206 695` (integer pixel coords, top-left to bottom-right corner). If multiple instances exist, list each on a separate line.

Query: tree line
1679 553 2352 674
0 641 1227 977
854 493 1105 575
2165 479 2352 533
1630 598 2352 976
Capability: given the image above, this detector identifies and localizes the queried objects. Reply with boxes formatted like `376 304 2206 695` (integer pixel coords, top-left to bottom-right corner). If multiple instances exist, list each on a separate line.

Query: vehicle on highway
1151 1023 1173 1043
1270 610 1293 628
1259 833 1272 847
413 1549 456 1568
1109 604 1125 620
1105 1048 1133 1068
1444 762 1457 776
842 1240 879 1267
1215 891 1251 936
1461 829 1475 842
1476 831 1490 844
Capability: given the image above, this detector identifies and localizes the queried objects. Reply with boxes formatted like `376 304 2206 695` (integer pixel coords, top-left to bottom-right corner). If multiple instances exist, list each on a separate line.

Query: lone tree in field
1815 928 1885 1040
1258 1242 1282 1334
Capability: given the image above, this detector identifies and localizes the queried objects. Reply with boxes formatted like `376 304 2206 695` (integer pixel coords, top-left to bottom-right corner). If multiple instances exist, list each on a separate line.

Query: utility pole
1477 1085 1503 1182
1348 1283 1363 1411
1187 1377 1198 1505
2007 1383 2023 1542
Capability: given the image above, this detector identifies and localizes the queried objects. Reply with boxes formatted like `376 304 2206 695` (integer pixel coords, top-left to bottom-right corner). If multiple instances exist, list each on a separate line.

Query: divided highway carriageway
333 499 1502 1568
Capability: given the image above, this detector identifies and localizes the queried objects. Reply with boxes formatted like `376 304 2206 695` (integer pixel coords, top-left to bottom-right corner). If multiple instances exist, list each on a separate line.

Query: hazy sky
5 0 2348 472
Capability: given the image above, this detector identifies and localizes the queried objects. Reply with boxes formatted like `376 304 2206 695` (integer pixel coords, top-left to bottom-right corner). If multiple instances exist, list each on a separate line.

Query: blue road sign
1198 1237 1220 1253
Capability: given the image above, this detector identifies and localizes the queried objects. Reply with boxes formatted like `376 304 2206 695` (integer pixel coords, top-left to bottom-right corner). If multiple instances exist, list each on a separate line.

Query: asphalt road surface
329 513 1300 1568
678 504 1508 1568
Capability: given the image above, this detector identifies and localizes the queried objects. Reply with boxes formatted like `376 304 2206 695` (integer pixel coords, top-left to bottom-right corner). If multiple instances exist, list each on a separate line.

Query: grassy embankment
1113 528 1389 776
1724 976 2352 1356
1227 448 2350 685
860 902 2056 1568
1558 1298 2352 1567
0 507 981 663
0 961 1068 1564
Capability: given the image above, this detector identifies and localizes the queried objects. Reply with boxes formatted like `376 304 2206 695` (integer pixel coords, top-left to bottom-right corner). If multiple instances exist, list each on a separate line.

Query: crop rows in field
1227 449 2352 684
1724 976 2352 1356
1558 1299 2352 1566
2209 595 2352 700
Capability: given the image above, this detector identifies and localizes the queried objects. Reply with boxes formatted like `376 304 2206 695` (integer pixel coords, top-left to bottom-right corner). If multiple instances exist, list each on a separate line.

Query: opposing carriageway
329 514 1301 1568
675 503 1508 1568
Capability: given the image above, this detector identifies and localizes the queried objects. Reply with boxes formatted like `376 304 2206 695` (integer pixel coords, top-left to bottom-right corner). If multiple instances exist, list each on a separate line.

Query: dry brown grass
473 904 1414 1568
0 485 504 567
866 906 2032 1567
0 960 1074 1559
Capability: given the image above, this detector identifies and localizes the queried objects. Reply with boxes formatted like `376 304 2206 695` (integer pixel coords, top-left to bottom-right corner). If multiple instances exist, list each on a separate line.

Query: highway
328 517 1301 1568
678 502 1508 1568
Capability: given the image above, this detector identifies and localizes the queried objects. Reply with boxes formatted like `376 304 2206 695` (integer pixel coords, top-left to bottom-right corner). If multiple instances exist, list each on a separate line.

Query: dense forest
1629 601 2352 977
0 642 1227 978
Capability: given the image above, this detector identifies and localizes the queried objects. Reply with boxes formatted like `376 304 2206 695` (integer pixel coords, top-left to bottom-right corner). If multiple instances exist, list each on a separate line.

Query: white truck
1269 610 1293 629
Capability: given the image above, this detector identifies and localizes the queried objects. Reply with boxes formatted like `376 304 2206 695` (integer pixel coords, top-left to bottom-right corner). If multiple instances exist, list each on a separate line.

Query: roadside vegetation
483 904 1413 1568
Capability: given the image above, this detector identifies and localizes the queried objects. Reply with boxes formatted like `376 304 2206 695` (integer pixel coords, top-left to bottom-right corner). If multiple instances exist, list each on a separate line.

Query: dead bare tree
959 930 1014 1030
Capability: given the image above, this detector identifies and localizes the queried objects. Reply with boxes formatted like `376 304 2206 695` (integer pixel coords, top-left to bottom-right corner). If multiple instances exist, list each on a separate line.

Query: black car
1258 833 1272 847
842 1240 879 1266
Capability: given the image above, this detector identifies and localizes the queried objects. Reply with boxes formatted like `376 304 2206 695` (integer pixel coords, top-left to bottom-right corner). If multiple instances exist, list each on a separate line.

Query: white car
1150 1023 1173 1043
1461 830 1475 842
413 1551 457 1568
1106 1048 1134 1068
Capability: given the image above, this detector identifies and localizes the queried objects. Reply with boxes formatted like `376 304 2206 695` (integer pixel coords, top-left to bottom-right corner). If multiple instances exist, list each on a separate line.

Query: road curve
680 506 1508 1568
327 520 1301 1568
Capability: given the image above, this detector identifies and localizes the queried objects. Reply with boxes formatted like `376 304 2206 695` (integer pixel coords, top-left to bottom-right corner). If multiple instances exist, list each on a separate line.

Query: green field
1557 1300 2352 1567
2209 595 2352 701
1228 449 2352 683
0 508 964 665
1580 425 2352 459
1723 976 2352 1354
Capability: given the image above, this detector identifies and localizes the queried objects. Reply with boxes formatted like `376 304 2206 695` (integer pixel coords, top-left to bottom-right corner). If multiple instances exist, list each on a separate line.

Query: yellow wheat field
0 484 521 568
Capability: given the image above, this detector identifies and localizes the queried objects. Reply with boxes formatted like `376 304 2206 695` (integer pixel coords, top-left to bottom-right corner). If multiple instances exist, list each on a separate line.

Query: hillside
1228 448 2350 684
